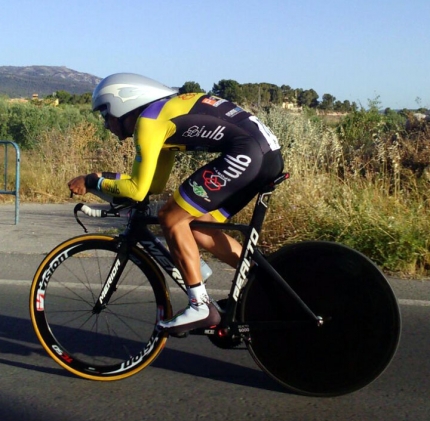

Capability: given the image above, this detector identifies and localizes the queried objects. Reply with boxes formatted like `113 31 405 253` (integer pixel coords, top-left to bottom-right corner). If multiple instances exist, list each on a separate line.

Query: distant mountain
0 65 102 98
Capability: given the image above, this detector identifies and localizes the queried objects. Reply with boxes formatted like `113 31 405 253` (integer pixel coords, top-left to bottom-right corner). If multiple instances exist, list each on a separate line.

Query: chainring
207 299 244 349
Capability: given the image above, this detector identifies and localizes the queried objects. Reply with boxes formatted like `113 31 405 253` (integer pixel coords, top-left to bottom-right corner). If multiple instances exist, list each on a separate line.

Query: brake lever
73 203 121 233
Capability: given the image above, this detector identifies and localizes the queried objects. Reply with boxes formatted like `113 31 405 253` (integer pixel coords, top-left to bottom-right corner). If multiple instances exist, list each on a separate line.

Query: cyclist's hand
68 175 87 196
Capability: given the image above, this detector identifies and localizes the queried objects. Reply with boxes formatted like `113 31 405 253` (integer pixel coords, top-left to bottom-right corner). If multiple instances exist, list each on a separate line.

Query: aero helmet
92 73 178 118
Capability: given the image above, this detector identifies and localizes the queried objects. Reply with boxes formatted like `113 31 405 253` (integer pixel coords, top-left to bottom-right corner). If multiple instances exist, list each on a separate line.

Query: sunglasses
100 109 109 121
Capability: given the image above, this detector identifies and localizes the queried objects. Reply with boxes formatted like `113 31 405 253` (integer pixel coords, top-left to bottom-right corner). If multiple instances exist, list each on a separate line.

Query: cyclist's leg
159 200 202 287
189 146 284 269
159 144 263 286
157 141 282 334
157 147 258 333
157 199 221 334
191 212 242 269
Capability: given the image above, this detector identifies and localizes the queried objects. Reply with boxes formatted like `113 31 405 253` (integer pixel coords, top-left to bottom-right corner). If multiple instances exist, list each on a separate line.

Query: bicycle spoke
30 235 170 380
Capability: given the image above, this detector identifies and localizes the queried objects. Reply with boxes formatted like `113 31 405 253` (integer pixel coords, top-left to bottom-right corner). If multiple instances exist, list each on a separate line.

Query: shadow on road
0 313 285 393
0 396 77 421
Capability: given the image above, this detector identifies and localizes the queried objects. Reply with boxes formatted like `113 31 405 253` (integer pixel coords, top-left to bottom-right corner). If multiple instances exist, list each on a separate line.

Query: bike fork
92 241 129 314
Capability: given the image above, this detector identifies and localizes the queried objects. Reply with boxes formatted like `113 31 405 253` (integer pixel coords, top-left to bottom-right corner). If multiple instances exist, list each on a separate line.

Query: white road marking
398 299 430 307
5 279 429 307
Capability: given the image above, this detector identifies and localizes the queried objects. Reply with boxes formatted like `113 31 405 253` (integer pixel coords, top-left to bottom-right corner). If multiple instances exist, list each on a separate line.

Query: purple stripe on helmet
141 98 168 119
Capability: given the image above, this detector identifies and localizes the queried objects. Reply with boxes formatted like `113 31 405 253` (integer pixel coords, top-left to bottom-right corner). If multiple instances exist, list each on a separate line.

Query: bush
0 98 107 149
3 100 430 277
235 106 430 277
19 123 134 201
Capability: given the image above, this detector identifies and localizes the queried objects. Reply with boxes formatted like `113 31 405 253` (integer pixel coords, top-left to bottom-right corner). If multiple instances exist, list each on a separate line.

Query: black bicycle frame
92 172 320 331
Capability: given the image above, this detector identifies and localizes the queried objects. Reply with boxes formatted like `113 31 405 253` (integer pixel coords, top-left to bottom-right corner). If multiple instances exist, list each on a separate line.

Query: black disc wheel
241 241 401 396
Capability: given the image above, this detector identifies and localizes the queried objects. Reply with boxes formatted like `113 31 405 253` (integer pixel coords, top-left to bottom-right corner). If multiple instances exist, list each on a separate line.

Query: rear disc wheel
241 241 401 396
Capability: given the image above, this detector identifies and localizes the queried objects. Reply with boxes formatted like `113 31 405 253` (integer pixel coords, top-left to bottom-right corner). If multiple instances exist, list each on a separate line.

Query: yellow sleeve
99 118 176 201
149 149 176 194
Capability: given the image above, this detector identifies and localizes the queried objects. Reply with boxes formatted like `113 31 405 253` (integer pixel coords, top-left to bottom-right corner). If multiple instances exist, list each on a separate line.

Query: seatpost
249 172 289 232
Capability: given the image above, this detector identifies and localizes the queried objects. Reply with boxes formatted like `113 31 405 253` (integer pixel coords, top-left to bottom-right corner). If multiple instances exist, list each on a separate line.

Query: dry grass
5 124 134 203
2 109 430 277
231 109 430 277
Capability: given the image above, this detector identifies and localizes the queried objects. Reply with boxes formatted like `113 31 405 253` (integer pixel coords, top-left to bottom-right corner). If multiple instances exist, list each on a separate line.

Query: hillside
0 65 101 98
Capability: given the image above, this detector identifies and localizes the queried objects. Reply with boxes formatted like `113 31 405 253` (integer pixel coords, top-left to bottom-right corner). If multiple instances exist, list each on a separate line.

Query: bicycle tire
241 241 401 397
29 234 172 381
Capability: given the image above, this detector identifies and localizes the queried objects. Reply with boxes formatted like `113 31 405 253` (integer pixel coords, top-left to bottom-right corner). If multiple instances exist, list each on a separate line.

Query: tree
319 93 336 111
0 97 9 139
298 89 319 108
241 83 260 105
259 83 283 106
54 90 72 104
280 85 295 103
341 100 352 112
46 90 92 105
212 79 244 103
73 92 92 104
269 86 283 105
179 81 205 94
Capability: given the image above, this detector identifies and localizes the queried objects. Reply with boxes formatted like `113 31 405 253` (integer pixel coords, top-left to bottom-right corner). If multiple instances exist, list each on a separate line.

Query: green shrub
0 99 107 149
3 100 430 277
240 106 430 277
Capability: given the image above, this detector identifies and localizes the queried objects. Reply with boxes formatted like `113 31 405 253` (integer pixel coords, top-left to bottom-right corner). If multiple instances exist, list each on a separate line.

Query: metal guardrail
0 141 20 224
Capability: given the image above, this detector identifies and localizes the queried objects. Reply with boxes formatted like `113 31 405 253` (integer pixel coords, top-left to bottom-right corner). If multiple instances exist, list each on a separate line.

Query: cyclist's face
102 110 137 140
103 113 114 130
104 114 127 140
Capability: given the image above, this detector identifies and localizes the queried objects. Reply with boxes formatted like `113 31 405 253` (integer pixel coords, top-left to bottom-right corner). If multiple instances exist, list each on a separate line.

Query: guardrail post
0 141 20 224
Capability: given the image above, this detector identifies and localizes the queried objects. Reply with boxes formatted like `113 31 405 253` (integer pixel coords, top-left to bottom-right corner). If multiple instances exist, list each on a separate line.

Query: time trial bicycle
29 173 401 397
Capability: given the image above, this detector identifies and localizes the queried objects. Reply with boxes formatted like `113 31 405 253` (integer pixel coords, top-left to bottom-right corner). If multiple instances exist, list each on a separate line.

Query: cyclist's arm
98 118 176 201
98 172 131 180
149 149 176 194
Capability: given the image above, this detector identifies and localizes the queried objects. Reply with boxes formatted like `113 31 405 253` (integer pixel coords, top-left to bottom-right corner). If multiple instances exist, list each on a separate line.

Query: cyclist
68 73 284 335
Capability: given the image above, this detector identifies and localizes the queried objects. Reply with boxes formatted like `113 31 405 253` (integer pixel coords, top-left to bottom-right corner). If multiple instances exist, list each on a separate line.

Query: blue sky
1 0 429 109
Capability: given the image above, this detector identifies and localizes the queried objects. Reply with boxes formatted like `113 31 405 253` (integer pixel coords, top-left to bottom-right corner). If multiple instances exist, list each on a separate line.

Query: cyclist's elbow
131 187 150 202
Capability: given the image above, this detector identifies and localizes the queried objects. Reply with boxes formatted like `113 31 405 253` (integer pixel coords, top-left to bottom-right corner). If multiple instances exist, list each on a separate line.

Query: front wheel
29 234 172 381
241 241 401 397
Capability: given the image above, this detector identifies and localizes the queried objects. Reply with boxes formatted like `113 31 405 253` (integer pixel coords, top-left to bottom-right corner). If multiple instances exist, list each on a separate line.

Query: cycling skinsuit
99 93 284 222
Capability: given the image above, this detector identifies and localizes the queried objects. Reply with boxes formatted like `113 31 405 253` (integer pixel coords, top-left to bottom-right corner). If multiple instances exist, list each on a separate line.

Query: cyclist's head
92 73 178 118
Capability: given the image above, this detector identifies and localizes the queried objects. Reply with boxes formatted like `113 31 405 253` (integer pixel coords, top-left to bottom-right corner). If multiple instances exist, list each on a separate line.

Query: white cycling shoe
158 302 221 335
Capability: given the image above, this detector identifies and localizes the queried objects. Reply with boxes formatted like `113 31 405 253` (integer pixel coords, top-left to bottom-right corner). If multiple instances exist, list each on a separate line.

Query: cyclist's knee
158 199 194 231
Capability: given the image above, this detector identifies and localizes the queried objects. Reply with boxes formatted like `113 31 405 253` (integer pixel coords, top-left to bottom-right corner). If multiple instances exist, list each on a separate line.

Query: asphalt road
0 203 429 421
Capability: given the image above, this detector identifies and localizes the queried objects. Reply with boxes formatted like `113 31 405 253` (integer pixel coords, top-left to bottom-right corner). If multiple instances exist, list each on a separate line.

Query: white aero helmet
92 73 178 118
